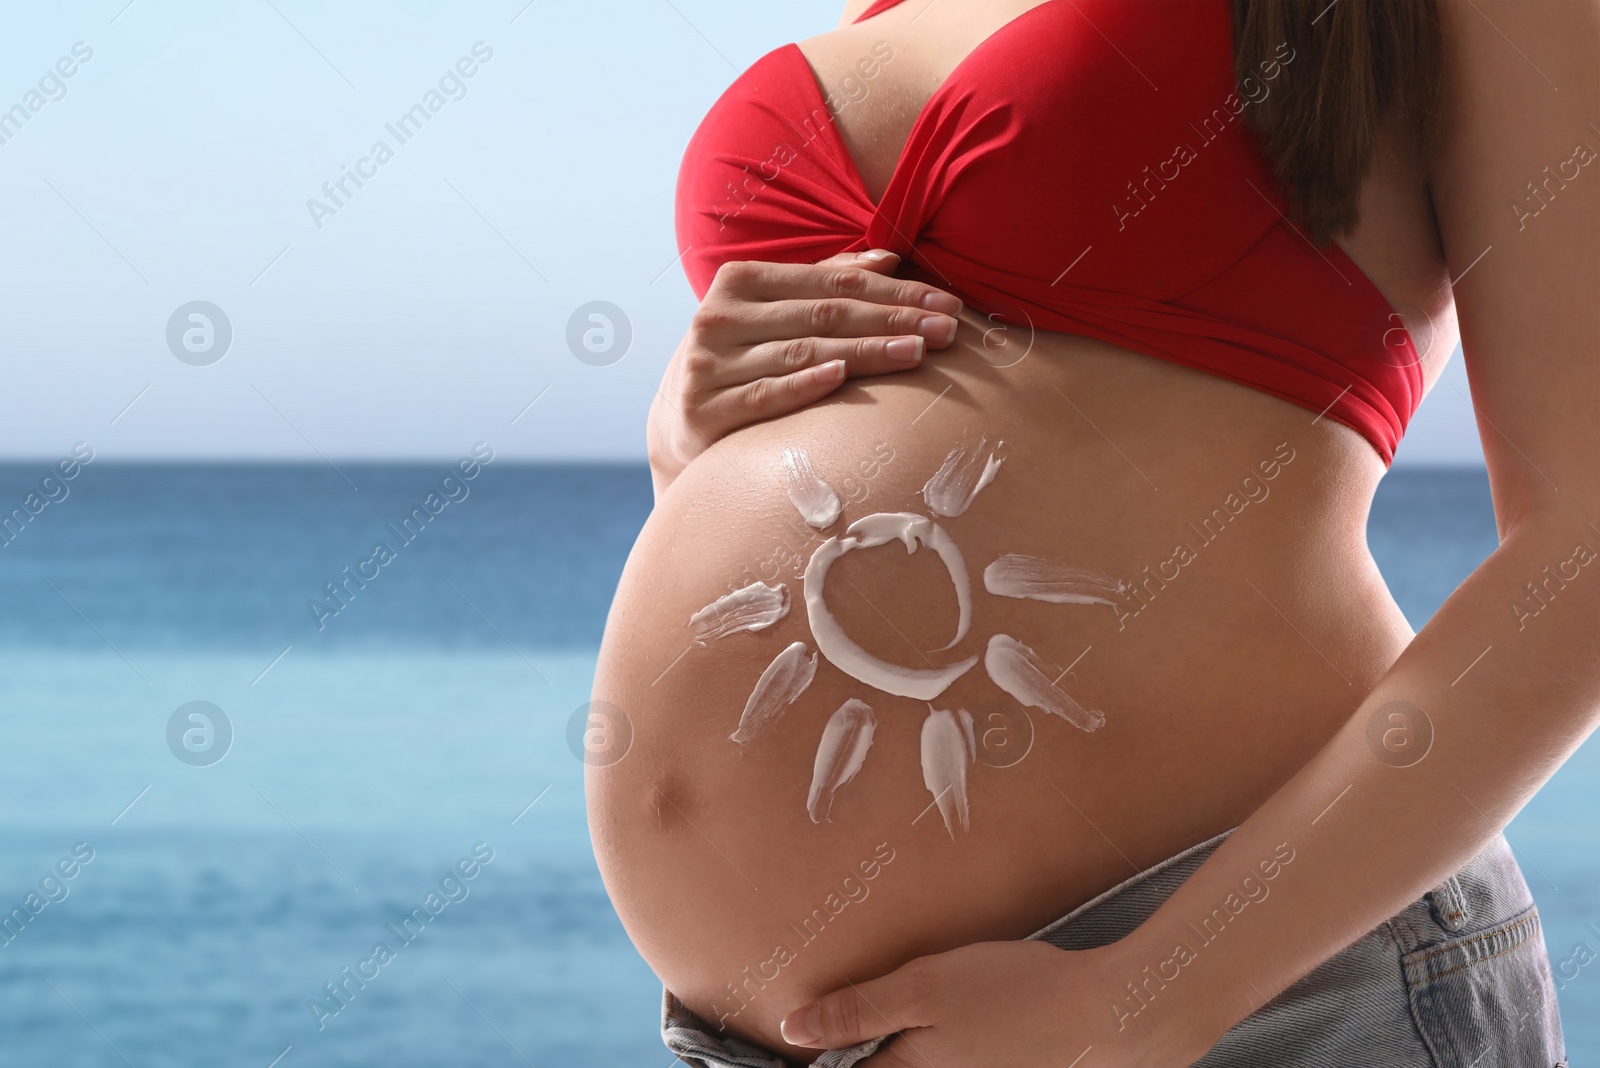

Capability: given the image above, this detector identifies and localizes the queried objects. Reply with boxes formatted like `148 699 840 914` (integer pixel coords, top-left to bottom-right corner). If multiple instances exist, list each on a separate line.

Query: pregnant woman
591 0 1596 1064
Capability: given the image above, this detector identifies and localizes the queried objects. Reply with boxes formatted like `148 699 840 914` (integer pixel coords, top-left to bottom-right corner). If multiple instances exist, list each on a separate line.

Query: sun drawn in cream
687 440 1124 838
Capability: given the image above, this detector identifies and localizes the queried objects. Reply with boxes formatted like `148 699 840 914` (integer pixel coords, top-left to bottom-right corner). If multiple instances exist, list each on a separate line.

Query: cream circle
803 512 978 700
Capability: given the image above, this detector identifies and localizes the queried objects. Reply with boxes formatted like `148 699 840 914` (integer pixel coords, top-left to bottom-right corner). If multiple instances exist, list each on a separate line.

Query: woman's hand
778 940 1217 1068
646 249 964 496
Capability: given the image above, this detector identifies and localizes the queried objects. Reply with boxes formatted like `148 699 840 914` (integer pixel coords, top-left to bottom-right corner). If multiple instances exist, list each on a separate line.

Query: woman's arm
783 0 1600 1060
1115 0 1600 1047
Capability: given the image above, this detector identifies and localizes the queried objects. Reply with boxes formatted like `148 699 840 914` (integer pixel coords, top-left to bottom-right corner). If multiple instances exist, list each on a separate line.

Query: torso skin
589 1 1458 1059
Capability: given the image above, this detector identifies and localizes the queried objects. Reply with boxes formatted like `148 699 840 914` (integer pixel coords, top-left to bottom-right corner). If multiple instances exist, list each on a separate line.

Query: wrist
649 462 676 502
1091 929 1233 1066
644 413 687 498
646 440 688 497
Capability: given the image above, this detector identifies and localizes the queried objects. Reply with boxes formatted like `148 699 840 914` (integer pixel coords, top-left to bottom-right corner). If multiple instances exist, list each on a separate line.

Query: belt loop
1426 874 1470 933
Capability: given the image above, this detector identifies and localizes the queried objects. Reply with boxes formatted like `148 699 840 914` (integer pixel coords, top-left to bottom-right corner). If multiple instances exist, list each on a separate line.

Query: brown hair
1233 0 1443 245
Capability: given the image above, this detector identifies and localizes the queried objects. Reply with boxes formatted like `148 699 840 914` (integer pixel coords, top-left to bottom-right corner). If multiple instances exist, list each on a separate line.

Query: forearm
1117 503 1600 1052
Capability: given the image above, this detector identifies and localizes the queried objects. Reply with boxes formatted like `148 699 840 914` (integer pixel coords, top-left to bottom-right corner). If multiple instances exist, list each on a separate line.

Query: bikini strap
854 0 911 23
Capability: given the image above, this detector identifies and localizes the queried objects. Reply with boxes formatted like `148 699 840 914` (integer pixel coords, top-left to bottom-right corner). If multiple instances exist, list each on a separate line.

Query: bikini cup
673 0 1422 464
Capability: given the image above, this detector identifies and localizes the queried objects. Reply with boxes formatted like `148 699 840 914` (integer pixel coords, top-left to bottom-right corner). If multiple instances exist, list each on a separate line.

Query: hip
662 830 1566 1067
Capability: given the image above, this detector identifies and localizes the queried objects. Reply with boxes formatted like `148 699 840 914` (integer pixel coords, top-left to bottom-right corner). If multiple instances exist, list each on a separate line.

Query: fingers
692 333 918 433
813 249 908 302
700 359 850 434
779 961 936 1050
665 249 965 450
748 298 959 352
814 248 900 274
738 333 927 383
707 255 963 331
685 294 956 390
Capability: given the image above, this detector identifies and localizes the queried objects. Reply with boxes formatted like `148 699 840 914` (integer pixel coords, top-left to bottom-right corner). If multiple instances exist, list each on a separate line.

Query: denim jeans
661 829 1566 1067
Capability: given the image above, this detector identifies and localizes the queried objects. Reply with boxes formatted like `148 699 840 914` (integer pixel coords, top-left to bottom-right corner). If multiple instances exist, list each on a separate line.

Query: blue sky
0 0 1482 464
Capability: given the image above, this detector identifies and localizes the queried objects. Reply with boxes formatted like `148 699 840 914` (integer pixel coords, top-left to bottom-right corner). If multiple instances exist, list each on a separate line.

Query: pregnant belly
588 324 1412 1057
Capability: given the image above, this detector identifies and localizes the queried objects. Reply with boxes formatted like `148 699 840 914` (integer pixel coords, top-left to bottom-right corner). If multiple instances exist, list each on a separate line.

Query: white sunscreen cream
922 438 1005 517
806 698 877 823
983 555 1125 607
690 581 790 643
921 706 976 838
783 447 843 529
729 641 818 745
984 634 1105 732
804 512 979 699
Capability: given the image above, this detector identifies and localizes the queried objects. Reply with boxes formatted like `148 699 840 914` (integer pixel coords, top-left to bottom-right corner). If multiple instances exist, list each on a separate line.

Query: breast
587 327 1411 1055
674 0 1423 467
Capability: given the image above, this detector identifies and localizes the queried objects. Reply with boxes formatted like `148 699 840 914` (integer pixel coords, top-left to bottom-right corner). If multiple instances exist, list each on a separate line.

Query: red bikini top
674 0 1422 463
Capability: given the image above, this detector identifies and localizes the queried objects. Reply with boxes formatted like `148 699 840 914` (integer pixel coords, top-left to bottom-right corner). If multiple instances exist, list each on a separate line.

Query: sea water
0 463 1593 1064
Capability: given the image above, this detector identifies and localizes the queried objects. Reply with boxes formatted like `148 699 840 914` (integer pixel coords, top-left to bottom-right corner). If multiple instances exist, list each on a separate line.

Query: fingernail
885 337 923 366
857 249 895 262
816 359 847 383
917 315 958 345
780 1005 823 1046
921 290 963 315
